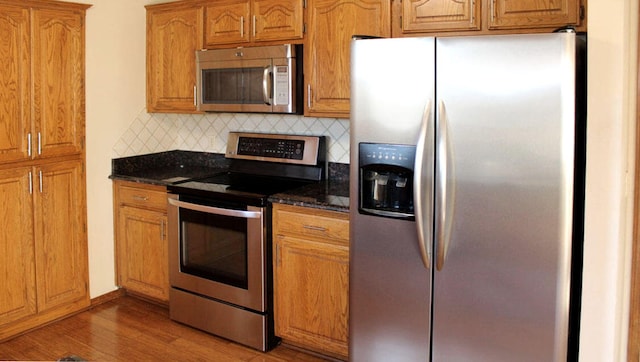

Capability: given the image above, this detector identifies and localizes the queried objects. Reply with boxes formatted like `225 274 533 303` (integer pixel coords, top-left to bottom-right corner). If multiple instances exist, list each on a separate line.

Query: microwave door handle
263 66 272 106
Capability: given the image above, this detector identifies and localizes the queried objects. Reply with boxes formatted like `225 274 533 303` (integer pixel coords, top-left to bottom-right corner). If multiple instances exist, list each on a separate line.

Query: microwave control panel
274 66 290 105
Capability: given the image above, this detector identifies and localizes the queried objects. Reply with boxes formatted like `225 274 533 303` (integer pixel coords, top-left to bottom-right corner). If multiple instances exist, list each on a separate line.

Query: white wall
66 0 637 360
580 1 638 361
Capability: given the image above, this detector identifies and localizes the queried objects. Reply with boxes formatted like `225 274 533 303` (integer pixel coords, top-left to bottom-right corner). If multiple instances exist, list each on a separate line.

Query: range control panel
237 136 304 160
226 132 325 166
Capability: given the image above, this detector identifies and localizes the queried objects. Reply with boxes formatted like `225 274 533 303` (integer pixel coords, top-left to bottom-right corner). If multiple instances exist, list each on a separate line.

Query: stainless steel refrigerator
349 32 586 361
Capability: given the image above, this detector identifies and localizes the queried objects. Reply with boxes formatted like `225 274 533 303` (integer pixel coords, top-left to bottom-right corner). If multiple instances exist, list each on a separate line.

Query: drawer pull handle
303 225 326 232
132 195 149 201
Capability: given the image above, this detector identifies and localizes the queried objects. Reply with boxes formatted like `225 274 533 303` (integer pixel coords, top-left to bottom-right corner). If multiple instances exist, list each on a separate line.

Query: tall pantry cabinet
0 0 90 341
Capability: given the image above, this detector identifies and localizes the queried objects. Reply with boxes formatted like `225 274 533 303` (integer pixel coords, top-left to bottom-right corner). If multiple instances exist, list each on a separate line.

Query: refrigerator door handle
413 100 434 269
436 101 455 271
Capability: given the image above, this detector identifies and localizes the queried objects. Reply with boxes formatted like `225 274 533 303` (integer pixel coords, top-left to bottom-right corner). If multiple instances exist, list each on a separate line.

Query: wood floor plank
0 296 330 361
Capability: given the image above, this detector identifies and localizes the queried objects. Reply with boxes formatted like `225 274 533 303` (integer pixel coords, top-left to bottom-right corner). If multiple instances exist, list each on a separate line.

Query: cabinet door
31 8 85 159
306 0 390 118
402 0 481 33
489 0 581 29
33 160 89 313
0 167 36 327
274 235 349 358
147 5 203 113
205 0 250 46
252 0 303 42
117 206 169 302
0 5 31 164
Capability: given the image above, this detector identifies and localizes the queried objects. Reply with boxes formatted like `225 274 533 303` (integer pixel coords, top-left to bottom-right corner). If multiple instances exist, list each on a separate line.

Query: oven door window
179 208 248 289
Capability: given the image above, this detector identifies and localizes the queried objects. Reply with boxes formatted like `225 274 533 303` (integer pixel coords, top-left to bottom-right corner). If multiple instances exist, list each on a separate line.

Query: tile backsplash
113 109 351 164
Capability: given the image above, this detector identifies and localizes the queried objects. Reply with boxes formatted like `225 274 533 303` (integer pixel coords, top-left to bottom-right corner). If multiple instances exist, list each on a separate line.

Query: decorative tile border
113 109 351 164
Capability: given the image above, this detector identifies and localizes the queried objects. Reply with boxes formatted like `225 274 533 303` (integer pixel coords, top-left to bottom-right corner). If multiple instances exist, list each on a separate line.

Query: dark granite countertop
110 150 350 212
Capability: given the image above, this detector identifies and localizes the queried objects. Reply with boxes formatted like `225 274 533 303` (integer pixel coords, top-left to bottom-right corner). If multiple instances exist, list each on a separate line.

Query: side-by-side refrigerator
349 32 586 361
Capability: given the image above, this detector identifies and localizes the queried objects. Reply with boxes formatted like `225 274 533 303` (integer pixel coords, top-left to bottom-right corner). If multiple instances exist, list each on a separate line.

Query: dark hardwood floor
0 295 328 361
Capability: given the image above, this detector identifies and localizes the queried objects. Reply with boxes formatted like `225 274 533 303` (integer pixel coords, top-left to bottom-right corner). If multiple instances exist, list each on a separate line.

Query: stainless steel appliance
349 33 586 361
167 132 326 351
196 44 302 114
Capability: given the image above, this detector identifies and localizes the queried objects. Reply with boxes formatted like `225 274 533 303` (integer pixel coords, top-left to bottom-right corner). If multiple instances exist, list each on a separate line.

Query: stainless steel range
166 132 326 351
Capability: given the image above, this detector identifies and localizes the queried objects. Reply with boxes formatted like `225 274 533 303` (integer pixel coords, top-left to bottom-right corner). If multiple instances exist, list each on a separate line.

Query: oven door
167 194 266 312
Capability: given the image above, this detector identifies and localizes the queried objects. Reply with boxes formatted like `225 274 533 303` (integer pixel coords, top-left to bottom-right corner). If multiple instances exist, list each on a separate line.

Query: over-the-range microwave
195 44 302 114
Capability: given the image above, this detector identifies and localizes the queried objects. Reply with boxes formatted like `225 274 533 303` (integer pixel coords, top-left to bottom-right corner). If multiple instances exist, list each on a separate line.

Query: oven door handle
168 198 262 219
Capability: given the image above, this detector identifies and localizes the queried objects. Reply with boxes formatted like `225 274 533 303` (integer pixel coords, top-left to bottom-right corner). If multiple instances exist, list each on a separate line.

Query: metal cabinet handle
240 16 244 38
39 170 43 193
38 132 41 155
27 133 32 157
252 15 256 37
28 171 33 194
307 84 312 108
132 195 149 201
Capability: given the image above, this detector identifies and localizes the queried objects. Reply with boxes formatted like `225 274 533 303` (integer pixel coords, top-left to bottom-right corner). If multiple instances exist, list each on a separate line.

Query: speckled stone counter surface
110 150 230 186
110 150 350 212
269 162 350 213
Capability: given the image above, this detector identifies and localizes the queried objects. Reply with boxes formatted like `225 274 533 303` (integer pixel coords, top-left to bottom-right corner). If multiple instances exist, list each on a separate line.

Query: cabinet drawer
274 205 349 243
116 182 167 210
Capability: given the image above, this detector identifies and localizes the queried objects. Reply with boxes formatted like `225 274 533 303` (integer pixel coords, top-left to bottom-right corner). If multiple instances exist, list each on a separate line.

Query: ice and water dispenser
359 143 415 220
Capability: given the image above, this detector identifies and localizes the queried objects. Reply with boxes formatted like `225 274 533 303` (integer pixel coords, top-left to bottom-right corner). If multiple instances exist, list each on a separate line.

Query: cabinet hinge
303 23 307 34
303 0 306 9
579 5 585 20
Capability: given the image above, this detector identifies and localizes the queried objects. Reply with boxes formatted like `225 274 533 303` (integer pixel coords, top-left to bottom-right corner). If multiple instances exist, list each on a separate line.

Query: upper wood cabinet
0 3 86 164
146 3 203 113
397 0 585 35
488 0 581 30
402 0 481 33
305 0 391 118
204 0 303 46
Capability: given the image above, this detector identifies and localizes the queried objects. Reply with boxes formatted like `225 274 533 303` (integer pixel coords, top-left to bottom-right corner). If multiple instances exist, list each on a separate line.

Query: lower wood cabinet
113 180 169 302
272 204 349 360
0 159 89 341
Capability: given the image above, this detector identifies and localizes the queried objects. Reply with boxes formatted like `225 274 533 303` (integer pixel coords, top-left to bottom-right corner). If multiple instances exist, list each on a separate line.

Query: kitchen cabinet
305 0 390 118
204 0 303 46
146 2 203 113
0 2 86 165
113 181 169 303
396 0 585 35
0 159 89 341
272 204 349 359
0 0 89 342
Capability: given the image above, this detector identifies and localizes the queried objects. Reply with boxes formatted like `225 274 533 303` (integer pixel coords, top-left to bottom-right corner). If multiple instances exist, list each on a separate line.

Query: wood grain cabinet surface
0 2 86 165
0 0 89 342
204 0 303 46
0 159 89 341
146 3 203 113
113 181 169 303
397 0 585 35
272 204 350 360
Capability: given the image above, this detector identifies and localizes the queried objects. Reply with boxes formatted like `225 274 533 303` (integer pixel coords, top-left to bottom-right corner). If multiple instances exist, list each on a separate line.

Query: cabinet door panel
252 0 303 42
403 0 480 32
274 235 349 358
117 206 169 301
306 0 390 118
205 0 250 45
33 160 88 313
147 6 203 113
0 6 30 164
32 8 85 158
0 168 36 326
489 0 580 29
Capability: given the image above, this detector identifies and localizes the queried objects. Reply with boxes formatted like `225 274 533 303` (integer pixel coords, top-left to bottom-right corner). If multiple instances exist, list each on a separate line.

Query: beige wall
64 0 636 360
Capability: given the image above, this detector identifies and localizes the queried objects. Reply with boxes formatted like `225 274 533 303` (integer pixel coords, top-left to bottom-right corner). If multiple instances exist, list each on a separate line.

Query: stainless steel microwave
195 44 302 114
